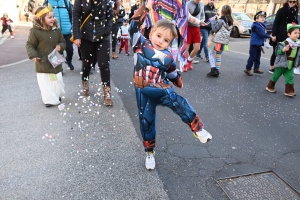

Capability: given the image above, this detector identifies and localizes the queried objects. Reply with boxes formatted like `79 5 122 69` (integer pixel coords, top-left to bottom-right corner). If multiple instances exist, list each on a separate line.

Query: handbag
70 13 91 43
213 24 232 45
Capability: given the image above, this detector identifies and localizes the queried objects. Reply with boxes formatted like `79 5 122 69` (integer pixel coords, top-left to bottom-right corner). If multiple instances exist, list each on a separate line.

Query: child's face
256 15 265 23
288 28 300 40
149 27 173 51
44 12 55 26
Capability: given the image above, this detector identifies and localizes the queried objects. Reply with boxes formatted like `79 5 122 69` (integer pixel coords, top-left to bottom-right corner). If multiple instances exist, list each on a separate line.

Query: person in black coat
269 0 298 73
72 0 114 106
129 0 140 22
111 0 125 59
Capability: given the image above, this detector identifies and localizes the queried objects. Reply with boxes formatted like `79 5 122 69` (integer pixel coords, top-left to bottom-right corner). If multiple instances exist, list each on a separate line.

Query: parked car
265 14 300 34
231 12 254 38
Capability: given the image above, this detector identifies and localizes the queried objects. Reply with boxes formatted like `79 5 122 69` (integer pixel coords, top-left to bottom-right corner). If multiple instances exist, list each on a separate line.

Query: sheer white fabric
36 72 65 105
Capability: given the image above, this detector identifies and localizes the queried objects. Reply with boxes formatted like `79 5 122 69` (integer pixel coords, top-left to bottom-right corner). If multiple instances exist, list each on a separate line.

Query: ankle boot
266 80 276 93
284 84 295 97
207 67 219 77
103 86 113 106
66 60 74 70
82 80 90 96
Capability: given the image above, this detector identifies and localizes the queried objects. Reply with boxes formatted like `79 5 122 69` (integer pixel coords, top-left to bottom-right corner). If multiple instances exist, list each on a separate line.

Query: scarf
288 5 298 23
286 38 300 49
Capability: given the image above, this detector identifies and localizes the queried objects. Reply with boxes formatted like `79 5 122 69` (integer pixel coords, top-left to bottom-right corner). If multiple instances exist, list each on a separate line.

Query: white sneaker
145 152 155 170
192 58 199 64
194 129 212 143
294 68 300 75
265 39 272 49
11 35 14 39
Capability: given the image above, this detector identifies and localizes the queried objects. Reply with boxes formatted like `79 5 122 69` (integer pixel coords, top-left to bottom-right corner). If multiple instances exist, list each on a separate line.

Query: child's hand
200 22 206 26
282 45 290 52
55 45 61 52
32 57 40 62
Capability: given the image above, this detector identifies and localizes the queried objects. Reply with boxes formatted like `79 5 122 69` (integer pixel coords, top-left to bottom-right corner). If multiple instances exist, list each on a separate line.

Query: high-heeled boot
103 86 113 106
82 80 90 96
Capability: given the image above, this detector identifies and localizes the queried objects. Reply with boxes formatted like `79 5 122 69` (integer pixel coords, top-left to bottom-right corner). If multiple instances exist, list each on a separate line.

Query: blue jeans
198 28 210 58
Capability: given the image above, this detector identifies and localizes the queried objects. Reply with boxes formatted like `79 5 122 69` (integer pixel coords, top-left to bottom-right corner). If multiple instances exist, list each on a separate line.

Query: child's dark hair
220 5 233 26
34 6 52 30
151 19 178 41
288 27 300 34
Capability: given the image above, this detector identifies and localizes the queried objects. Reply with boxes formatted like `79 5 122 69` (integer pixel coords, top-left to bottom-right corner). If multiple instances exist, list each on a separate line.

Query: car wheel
231 26 240 38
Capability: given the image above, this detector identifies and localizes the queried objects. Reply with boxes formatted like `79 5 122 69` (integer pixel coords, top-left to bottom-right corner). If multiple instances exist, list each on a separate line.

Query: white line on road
0 59 30 69
227 50 270 60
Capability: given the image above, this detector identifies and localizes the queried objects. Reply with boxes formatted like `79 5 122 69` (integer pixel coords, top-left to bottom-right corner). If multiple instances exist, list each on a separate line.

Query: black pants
80 39 110 86
1 25 12 34
63 34 74 62
111 22 122 52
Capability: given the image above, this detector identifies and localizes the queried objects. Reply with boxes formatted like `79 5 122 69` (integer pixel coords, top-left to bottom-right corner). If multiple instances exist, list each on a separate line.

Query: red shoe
183 65 188 72
187 61 193 70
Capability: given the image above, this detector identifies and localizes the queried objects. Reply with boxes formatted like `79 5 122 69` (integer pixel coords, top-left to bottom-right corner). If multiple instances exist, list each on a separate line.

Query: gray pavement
1 24 300 200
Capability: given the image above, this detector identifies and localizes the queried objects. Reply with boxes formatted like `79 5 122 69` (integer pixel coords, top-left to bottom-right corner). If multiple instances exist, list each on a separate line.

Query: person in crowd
1 13 14 39
44 0 75 70
206 5 233 77
111 0 125 59
25 5 66 107
129 0 140 23
183 0 205 72
244 11 275 76
117 19 130 55
266 23 300 97
268 0 298 74
72 0 114 106
196 0 217 62
130 1 212 170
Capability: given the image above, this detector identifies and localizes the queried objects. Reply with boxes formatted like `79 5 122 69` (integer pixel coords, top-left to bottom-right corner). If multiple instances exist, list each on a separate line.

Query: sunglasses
289 1 297 3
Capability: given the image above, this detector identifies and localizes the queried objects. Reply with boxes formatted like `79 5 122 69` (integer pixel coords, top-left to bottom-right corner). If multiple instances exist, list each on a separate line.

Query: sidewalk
0 22 31 66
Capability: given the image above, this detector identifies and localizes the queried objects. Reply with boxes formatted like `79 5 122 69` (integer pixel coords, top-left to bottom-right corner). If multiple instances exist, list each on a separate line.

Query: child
207 5 233 77
1 13 14 39
117 19 130 56
26 5 66 107
266 23 300 97
130 1 212 170
244 11 274 76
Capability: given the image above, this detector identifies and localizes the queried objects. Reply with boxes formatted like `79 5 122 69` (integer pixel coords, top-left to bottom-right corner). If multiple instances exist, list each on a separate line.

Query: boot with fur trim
266 80 276 93
284 84 295 97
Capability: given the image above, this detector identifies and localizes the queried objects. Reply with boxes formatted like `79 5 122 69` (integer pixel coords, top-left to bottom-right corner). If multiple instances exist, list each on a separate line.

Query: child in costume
1 13 14 39
207 5 233 77
266 23 300 97
244 11 275 76
26 5 66 107
130 0 212 170
117 19 130 56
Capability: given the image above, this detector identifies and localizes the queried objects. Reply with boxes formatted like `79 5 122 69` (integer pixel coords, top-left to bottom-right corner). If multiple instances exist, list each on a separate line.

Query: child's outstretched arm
129 1 151 47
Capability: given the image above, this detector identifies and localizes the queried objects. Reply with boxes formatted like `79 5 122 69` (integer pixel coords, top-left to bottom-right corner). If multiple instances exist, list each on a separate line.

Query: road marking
0 59 30 69
227 50 269 60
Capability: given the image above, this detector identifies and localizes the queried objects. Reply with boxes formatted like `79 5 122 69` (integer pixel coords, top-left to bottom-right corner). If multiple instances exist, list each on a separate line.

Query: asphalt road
110 37 300 199
1 31 300 199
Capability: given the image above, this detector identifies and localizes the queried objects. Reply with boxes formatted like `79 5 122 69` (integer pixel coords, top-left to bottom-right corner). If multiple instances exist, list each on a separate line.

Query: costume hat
287 23 300 32
254 11 266 21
